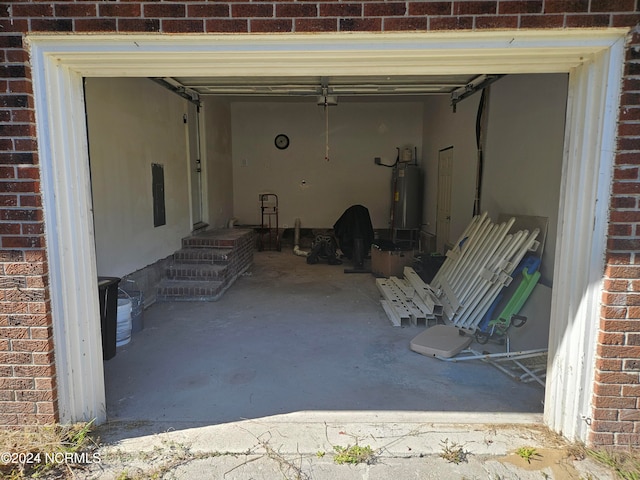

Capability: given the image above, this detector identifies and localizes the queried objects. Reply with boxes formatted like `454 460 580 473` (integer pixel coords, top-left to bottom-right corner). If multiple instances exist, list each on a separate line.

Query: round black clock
274 134 289 150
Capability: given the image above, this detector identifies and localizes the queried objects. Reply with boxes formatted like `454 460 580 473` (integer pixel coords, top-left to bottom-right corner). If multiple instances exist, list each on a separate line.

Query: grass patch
516 446 540 464
587 448 640 480
333 444 375 465
0 421 97 479
439 439 468 465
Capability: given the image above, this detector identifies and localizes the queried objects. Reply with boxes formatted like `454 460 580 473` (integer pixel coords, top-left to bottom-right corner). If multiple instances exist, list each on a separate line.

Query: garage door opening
28 30 625 443
84 72 565 425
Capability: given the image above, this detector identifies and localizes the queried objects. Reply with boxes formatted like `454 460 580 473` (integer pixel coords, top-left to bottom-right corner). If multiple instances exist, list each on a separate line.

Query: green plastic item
488 267 541 336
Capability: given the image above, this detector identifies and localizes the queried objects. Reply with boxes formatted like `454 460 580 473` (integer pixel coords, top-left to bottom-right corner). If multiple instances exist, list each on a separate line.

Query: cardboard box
371 246 414 278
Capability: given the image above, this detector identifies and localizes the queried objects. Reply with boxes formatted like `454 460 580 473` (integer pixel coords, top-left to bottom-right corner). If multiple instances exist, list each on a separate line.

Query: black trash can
98 277 120 361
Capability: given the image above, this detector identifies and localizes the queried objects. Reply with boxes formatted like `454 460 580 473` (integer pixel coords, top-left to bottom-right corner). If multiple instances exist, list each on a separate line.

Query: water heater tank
392 164 422 230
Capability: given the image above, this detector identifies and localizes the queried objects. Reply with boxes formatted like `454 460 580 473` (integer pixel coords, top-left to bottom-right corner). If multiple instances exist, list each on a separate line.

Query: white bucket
116 297 132 347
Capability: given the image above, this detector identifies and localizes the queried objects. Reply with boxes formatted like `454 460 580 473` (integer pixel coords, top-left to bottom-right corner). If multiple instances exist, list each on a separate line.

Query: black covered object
333 205 374 260
98 276 120 361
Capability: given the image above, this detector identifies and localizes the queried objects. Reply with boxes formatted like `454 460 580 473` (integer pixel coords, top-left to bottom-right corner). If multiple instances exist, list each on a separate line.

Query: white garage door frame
27 30 626 442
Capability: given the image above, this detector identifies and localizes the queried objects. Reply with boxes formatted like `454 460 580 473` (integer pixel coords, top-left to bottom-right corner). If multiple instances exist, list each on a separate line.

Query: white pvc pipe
293 218 309 257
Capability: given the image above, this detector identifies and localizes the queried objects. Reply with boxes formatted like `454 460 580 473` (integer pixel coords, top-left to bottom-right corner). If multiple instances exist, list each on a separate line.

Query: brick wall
1 0 639 446
593 28 640 448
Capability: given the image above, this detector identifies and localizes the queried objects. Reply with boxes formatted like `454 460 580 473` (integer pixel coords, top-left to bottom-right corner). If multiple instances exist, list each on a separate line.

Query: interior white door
436 146 453 254
187 103 203 227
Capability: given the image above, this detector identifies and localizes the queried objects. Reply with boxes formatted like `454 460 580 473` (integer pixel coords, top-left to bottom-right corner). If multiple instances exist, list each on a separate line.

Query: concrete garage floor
104 250 545 426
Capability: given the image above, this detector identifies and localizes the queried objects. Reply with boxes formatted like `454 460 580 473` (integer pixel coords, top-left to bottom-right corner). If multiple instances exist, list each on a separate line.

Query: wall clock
274 134 289 150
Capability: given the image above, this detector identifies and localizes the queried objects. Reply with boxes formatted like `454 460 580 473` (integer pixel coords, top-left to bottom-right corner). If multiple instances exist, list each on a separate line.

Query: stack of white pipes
429 212 540 332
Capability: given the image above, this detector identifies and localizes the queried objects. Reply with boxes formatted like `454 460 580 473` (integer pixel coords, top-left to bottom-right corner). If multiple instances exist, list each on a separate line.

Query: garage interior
84 71 568 424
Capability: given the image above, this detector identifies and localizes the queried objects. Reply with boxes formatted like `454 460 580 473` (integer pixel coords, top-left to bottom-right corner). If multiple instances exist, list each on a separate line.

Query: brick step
156 279 226 302
166 263 229 281
182 229 255 249
173 248 234 264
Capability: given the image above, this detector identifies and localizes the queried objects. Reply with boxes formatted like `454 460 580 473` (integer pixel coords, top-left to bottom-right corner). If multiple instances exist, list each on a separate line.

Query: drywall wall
482 74 568 285
86 77 191 278
421 93 480 244
230 99 423 229
202 97 234 228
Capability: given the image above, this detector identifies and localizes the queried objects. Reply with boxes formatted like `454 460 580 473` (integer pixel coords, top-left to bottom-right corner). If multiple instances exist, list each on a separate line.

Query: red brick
598 358 624 371
277 3 318 16
2 236 45 248
607 208 640 221
592 408 619 420
620 409 640 421
498 0 543 13
4 263 45 275
187 4 230 17
0 339 8 351
619 107 640 122
475 15 519 28
206 19 248 32
593 381 620 396
232 4 273 17
364 2 407 16
11 110 35 124
75 19 118 32
13 365 53 378
30 19 73 32
295 18 338 31
599 331 626 344
430 16 474 29
590 0 635 11
144 4 186 18
604 279 630 292
611 195 637 208
162 19 205 33
618 124 640 138
117 18 160 32
454 1 497 14
592 419 635 432
519 13 566 26
622 384 640 396
384 17 429 30
14 392 53 405
54 4 97 17
595 371 640 383
12 4 53 17
565 14 612 26
20 195 43 208
250 19 292 32
36 401 55 415
545 0 589 12
628 333 640 345
409 2 453 15
593 395 637 408
29 327 51 340
625 359 640 370
609 224 633 236
339 17 383 30
320 3 363 16
614 433 640 445
608 238 640 251
10 339 52 353
99 4 141 17
612 13 640 26
0 250 24 262
32 351 54 365
0 327 29 339
0 377 33 390
0 195 17 207
614 166 640 180
0 401 35 414
605 265 640 279
24 251 45 263
598 344 640 359
618 137 640 151
589 431 614 446
34 377 55 391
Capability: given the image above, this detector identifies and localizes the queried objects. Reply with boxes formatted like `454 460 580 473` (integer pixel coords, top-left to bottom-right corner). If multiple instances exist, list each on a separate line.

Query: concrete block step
182 229 255 249
173 248 233 264
166 263 229 281
156 279 226 302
